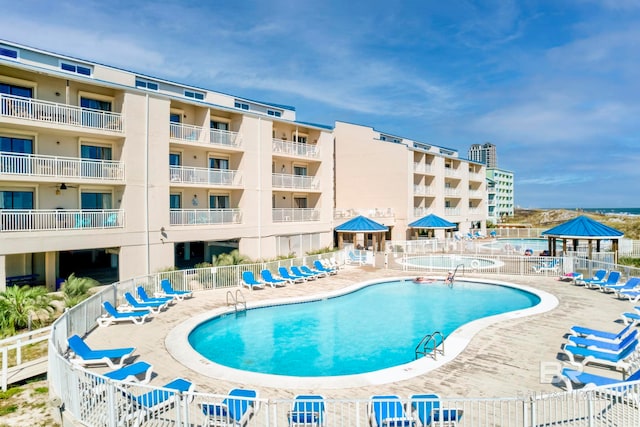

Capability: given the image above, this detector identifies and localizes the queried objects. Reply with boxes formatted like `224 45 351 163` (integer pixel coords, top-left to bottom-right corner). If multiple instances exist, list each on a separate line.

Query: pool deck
85 266 637 400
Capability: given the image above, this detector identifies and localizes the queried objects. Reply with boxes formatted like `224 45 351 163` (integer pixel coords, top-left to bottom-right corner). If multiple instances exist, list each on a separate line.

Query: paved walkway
85 266 636 400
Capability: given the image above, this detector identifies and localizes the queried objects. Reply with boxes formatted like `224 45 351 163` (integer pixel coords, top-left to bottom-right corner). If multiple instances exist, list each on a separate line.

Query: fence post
1 348 7 392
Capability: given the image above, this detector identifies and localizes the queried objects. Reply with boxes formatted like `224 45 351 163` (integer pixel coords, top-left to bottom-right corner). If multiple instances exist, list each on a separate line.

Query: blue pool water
188 280 539 377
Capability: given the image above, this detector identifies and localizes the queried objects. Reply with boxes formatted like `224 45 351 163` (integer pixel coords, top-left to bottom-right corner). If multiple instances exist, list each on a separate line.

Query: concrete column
0 255 5 292
45 252 57 292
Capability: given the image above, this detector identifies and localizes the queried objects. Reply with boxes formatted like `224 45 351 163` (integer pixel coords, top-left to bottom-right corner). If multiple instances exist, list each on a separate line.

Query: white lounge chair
97 301 151 327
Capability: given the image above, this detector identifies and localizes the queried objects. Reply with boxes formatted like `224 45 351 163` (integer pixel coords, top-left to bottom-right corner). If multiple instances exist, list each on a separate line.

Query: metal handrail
225 289 246 312
415 331 445 360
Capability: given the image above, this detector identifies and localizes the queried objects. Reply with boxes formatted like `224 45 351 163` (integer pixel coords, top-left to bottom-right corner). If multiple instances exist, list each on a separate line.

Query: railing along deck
271 173 317 189
170 208 241 225
169 166 241 186
0 209 124 232
272 138 319 158
1 94 123 132
0 151 125 180
272 208 320 222
1 327 51 391
170 123 241 148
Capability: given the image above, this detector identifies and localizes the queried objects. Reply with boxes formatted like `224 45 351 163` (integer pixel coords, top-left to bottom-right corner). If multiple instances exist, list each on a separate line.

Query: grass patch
0 404 18 416
34 386 48 394
0 387 23 400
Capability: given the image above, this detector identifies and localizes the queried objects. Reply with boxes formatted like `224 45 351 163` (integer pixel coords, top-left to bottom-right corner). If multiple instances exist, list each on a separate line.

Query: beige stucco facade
0 40 334 290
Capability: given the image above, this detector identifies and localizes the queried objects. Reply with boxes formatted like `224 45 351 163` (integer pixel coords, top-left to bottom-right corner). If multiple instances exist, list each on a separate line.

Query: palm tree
0 285 55 334
212 249 250 266
61 273 99 308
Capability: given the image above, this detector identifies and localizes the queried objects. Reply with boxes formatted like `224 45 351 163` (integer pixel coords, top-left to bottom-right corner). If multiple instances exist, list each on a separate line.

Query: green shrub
0 286 55 334
61 273 99 308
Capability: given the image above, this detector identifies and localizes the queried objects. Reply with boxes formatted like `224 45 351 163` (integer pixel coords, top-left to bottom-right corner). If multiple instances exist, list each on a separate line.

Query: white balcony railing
170 209 241 226
413 207 433 218
444 207 460 216
169 123 241 148
0 209 124 232
272 139 319 158
333 208 394 219
0 94 123 132
273 208 319 222
413 184 432 195
169 166 241 186
271 173 317 190
444 168 460 178
0 152 125 180
413 162 433 174
444 187 460 196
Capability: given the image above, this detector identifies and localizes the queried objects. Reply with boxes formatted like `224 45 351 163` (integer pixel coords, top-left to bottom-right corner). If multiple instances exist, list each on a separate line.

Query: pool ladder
226 289 247 312
449 264 465 287
415 331 445 360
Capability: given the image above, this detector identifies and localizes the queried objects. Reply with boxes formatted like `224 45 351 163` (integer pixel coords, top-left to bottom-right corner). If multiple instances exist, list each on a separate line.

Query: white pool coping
166 276 558 389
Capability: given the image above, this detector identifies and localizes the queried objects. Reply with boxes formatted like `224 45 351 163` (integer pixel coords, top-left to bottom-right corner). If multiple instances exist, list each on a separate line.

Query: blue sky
2 0 639 209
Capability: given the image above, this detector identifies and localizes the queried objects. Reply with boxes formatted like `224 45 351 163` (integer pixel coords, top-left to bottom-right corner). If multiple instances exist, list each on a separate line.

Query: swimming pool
404 255 503 270
188 279 539 377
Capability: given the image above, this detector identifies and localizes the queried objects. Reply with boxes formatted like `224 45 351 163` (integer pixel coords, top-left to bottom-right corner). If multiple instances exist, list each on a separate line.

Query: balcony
169 166 241 186
413 185 432 195
413 207 433 218
271 173 317 190
272 208 319 222
444 187 460 196
0 209 124 232
444 168 460 178
0 94 123 132
170 209 241 226
333 208 394 219
444 207 460 216
272 139 319 158
0 152 125 181
413 163 433 174
169 123 241 148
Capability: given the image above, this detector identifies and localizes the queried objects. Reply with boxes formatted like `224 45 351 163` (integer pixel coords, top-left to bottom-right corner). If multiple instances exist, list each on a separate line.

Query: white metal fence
47 251 640 426
0 209 124 232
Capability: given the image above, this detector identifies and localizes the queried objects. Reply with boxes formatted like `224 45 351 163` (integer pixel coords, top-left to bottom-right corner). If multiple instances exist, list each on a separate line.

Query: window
0 83 32 98
170 194 181 209
234 101 249 110
81 144 112 160
1 191 33 209
184 90 204 100
80 97 111 111
267 110 281 117
135 78 159 91
292 135 307 144
209 158 229 170
81 192 112 209
169 153 181 166
209 195 229 209
1 136 33 154
293 166 307 176
0 46 18 60
294 197 307 209
210 120 229 130
60 62 92 76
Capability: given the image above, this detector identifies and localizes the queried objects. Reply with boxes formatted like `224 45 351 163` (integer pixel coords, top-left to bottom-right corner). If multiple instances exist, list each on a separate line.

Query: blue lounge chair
278 266 306 283
291 266 317 280
97 301 151 327
368 395 414 427
607 277 640 297
103 361 153 384
125 377 195 425
585 271 620 290
301 265 327 278
242 271 265 290
314 259 337 275
121 292 168 314
137 286 174 305
568 329 638 352
531 258 560 273
260 269 288 287
562 339 638 371
559 366 640 391
288 394 325 426
157 279 193 300
346 251 367 265
569 323 633 343
489 230 497 238
67 334 135 368
410 394 463 427
577 269 607 286
200 388 258 427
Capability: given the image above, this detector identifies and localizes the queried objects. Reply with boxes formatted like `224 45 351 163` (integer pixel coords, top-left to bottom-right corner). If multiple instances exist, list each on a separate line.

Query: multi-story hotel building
334 122 487 241
486 167 515 224
468 142 497 168
0 40 335 291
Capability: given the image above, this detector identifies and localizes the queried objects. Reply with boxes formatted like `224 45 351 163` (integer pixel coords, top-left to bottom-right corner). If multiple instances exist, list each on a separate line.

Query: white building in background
486 167 515 224
468 142 497 168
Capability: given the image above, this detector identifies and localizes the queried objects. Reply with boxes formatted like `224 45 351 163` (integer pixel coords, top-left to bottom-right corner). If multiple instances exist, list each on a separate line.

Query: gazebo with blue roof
541 215 623 262
335 215 389 251
408 213 457 239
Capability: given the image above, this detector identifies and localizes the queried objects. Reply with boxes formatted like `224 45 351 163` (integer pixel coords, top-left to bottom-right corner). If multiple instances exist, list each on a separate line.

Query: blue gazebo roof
541 215 623 239
335 215 388 232
408 213 456 229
